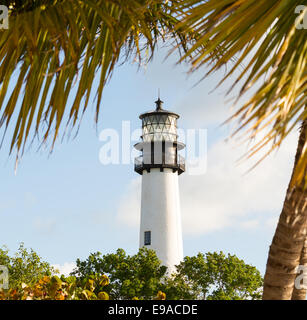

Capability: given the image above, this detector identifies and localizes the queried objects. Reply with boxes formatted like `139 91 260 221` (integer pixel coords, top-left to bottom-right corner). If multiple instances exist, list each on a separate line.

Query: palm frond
174 0 307 185
0 0 192 165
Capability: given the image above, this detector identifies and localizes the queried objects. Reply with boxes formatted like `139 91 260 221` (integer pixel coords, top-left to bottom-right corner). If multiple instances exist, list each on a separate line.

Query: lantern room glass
142 114 177 142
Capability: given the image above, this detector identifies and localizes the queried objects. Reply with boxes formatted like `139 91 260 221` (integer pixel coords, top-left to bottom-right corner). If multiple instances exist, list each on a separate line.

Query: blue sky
0 45 298 275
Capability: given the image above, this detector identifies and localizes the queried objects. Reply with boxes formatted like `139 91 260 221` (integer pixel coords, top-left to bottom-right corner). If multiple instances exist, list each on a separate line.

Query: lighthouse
134 98 185 274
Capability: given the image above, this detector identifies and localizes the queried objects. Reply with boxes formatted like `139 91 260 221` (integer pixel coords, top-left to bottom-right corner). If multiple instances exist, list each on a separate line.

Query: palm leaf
174 0 307 186
0 0 192 166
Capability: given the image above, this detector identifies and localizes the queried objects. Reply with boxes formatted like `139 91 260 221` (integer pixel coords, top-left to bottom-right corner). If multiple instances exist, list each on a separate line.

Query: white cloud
33 217 57 235
116 178 141 227
116 131 299 236
52 262 76 276
180 131 298 234
174 90 232 128
0 198 16 215
239 220 260 230
24 192 37 208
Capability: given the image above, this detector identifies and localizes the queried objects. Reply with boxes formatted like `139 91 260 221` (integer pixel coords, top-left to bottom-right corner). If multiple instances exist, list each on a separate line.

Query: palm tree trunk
291 237 307 300
262 120 307 300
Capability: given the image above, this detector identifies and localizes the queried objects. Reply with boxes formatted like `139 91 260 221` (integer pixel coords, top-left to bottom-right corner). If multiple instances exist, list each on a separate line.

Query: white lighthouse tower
134 98 185 274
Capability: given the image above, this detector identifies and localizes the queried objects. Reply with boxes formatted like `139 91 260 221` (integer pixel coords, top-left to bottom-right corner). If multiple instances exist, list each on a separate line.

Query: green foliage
163 253 209 300
162 252 263 300
0 273 111 300
73 247 168 300
204 252 263 300
73 248 263 300
0 243 54 289
0 244 111 300
0 244 262 300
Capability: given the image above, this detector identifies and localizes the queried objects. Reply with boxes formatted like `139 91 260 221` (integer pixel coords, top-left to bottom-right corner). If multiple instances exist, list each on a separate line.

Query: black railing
134 155 185 175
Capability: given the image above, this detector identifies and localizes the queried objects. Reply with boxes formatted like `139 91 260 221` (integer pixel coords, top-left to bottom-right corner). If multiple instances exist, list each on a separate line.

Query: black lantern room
134 98 185 175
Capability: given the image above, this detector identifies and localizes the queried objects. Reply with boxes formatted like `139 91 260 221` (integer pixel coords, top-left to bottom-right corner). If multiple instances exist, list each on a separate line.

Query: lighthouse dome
139 98 179 143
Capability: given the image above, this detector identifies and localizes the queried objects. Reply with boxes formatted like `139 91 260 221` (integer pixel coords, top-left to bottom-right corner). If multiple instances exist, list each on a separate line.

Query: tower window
144 231 151 245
